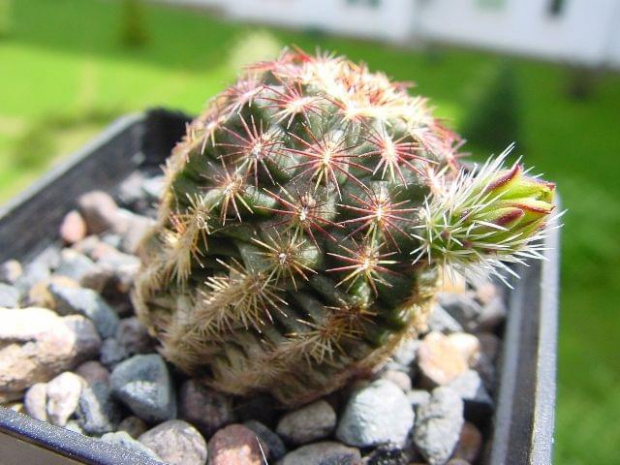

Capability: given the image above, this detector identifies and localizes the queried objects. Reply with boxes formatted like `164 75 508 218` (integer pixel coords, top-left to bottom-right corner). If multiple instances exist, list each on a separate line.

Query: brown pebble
474 281 497 305
118 415 148 439
74 361 110 386
418 332 468 387
78 191 121 235
179 379 235 438
447 333 481 367
208 424 267 465
60 210 87 245
454 422 483 463
27 276 79 309
139 420 207 465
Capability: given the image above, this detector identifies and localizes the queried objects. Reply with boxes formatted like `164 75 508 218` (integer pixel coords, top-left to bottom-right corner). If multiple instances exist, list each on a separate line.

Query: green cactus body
133 49 556 406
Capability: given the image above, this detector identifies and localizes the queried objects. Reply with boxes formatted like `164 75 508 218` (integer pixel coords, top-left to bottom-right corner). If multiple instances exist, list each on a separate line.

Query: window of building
346 0 381 8
549 0 566 16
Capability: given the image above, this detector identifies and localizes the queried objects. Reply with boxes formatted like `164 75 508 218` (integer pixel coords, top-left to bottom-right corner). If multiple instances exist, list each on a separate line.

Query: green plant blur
0 1 618 463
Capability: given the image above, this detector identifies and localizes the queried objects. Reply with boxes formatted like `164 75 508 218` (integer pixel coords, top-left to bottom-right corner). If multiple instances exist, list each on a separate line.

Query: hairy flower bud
412 145 557 282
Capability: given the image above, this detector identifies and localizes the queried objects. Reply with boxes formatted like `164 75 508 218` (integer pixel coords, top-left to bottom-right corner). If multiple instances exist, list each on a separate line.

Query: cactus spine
133 49 556 406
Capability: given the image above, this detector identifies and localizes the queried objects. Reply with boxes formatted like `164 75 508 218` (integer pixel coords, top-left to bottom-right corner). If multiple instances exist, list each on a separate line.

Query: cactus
133 49 557 406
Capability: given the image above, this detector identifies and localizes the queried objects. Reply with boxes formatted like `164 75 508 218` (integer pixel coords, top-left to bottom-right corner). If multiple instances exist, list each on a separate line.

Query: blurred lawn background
1 1 618 463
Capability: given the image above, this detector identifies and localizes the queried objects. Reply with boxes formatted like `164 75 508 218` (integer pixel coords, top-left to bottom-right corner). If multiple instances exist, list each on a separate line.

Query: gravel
413 387 465 465
0 308 100 401
417 331 469 387
446 370 494 419
55 249 98 282
50 284 119 339
437 293 483 332
139 420 208 465
0 283 21 308
110 354 176 423
117 415 149 439
115 317 154 355
74 361 110 386
0 259 23 285
207 424 264 465
336 379 414 447
24 383 48 421
100 338 129 369
46 372 84 426
178 379 235 438
244 420 287 461
75 381 122 435
276 399 337 445
281 441 361 465
427 303 464 334
101 431 162 461
2 176 507 463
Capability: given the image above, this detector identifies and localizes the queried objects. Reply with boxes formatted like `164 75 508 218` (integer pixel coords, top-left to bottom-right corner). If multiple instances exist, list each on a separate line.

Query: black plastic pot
0 110 560 465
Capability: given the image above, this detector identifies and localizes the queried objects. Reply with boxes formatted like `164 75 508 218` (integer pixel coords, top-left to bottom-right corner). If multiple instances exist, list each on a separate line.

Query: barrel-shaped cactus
133 49 556 406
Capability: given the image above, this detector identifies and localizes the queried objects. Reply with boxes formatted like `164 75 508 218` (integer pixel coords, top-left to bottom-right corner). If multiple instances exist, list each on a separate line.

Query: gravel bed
0 170 508 465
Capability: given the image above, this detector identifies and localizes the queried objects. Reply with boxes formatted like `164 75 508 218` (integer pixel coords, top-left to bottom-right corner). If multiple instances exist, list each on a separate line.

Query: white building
166 0 620 69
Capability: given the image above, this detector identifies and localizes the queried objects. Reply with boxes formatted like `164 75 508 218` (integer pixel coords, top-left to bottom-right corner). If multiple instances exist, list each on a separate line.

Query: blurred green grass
1 1 618 463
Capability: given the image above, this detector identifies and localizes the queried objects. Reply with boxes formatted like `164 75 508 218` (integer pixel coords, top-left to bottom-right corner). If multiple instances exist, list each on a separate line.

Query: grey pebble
101 233 123 249
119 213 154 255
438 293 482 332
414 387 464 465
100 338 129 369
24 383 48 421
101 431 162 461
244 420 287 461
98 252 141 294
277 399 336 446
0 283 21 308
478 296 507 331
281 441 361 465
116 317 154 356
55 249 98 282
336 379 414 447
50 284 119 338
407 389 431 408
110 354 176 423
385 338 420 373
118 172 147 208
76 381 122 435
15 261 50 294
46 372 84 426
0 259 22 285
380 369 412 392
428 303 464 334
446 370 494 417
79 265 115 294
139 420 207 465
142 176 165 201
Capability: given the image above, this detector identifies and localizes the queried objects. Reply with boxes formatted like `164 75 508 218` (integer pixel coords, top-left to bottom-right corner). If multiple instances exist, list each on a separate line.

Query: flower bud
413 148 557 281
